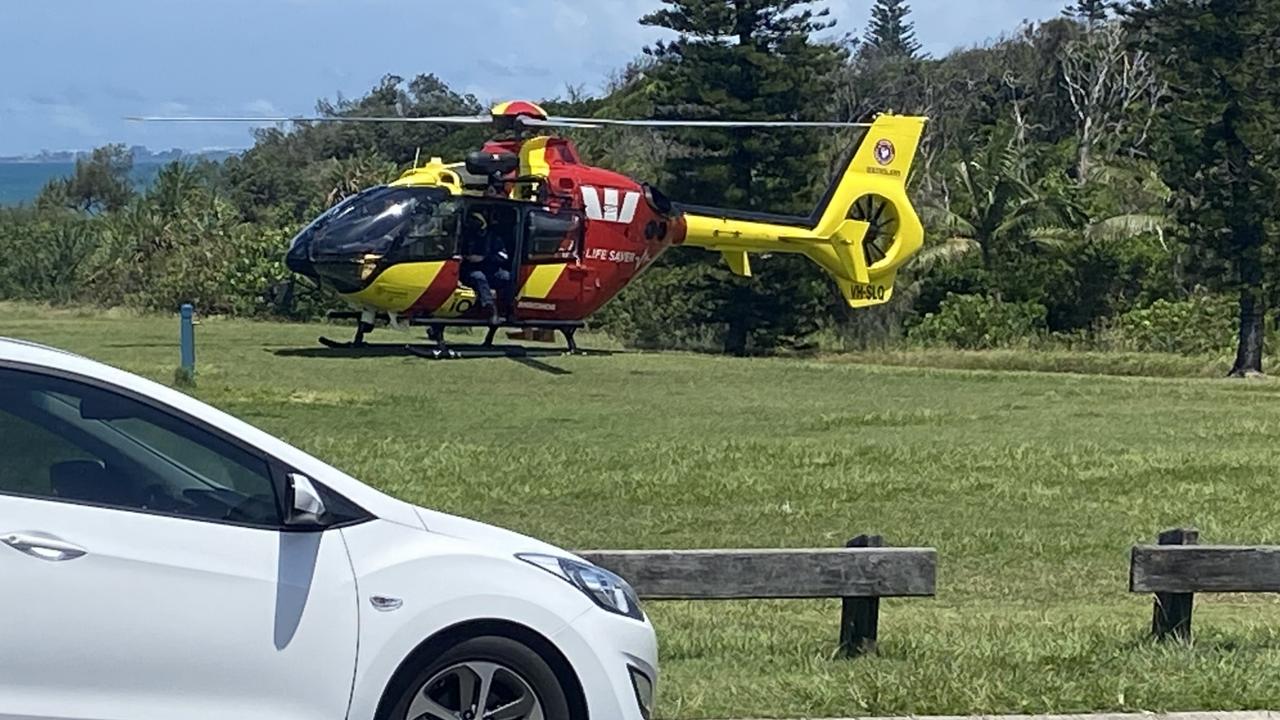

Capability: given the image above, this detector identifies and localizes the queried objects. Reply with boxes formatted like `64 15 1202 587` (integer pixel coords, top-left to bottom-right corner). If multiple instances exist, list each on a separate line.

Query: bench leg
840 596 880 657
839 534 884 657
1151 528 1199 642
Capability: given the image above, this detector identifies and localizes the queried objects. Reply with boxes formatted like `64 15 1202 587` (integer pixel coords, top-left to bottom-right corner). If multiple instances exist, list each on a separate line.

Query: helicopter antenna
413 147 421 169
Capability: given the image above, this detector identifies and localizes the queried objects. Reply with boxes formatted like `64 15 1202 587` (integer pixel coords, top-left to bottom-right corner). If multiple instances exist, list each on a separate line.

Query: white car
0 338 657 720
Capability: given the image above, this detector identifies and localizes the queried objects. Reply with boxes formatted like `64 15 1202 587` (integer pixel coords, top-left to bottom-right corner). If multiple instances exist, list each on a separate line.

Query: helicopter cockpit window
297 186 455 293
388 198 462 263
308 187 450 262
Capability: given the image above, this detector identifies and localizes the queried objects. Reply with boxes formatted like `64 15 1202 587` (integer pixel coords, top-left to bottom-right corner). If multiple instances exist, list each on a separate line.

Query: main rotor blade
517 117 602 129
127 114 870 129
545 116 872 129
125 115 492 124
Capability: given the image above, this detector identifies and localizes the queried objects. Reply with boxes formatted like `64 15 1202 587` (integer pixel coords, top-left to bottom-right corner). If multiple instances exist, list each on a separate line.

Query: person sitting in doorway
459 212 512 325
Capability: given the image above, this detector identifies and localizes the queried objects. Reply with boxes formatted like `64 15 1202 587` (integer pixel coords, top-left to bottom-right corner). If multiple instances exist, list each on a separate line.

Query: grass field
3 304 1280 719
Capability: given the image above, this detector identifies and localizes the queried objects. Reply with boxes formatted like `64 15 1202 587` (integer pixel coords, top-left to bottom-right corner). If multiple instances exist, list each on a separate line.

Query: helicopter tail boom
676 114 927 308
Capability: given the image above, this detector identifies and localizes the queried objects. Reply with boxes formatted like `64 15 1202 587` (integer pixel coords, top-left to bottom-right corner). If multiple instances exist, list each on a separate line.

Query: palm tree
321 154 399 208
1030 161 1171 248
150 161 206 219
919 134 1078 273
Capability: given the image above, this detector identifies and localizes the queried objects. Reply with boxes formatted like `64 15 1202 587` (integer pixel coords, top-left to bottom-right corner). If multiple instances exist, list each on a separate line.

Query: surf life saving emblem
874 139 896 166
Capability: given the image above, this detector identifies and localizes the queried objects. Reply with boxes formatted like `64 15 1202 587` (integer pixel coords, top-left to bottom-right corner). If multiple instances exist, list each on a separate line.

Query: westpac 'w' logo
581 186 640 224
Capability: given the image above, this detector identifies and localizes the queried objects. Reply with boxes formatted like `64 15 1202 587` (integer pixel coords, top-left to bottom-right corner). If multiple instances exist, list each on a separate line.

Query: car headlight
518 554 644 621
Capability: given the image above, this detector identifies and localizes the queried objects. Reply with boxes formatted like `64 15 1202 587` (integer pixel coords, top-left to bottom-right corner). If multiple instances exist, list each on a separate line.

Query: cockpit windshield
287 186 460 292
311 186 456 261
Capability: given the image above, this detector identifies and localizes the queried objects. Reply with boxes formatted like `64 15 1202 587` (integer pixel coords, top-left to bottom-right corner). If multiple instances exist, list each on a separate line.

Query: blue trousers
462 268 512 308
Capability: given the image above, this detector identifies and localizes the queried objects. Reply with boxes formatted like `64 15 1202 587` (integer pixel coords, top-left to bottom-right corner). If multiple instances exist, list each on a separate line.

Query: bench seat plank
578 548 937 600
1131 545 1280 594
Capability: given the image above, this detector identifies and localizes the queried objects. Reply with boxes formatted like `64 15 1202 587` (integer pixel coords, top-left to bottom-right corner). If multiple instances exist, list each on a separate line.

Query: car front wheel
389 636 572 720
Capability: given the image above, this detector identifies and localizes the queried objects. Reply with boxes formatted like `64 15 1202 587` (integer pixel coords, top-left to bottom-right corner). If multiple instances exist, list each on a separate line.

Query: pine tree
1124 0 1280 376
1064 0 1111 23
637 0 845 355
863 0 922 59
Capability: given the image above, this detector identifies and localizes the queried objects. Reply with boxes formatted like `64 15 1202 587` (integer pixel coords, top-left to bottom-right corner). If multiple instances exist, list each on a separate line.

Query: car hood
414 506 585 562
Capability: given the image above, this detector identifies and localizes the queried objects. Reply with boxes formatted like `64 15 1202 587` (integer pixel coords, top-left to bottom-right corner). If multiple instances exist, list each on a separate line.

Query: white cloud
48 105 103 139
243 99 284 117
463 83 504 107
156 100 191 115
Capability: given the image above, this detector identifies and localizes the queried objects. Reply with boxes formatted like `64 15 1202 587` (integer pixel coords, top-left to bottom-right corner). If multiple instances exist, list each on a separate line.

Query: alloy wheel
405 660 545 720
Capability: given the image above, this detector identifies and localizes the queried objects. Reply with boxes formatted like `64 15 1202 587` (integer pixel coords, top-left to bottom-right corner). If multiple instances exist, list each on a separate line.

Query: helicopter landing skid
318 320 377 349
317 336 358 350
411 319 583 359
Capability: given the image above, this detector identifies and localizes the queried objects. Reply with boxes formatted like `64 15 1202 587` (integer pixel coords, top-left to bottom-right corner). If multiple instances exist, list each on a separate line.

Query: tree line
2 0 1278 374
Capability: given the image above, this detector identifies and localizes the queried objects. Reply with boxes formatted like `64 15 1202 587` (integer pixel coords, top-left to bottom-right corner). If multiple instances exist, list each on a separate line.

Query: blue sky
0 0 1066 156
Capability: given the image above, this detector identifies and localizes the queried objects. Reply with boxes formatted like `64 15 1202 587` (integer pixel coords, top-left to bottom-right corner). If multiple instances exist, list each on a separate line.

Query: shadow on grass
270 343 423 359
270 344 625 365
1101 622 1280 656
511 357 574 376
103 342 177 349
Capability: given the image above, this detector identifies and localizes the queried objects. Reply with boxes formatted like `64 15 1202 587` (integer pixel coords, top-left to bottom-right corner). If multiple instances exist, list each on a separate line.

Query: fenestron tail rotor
848 194 901 269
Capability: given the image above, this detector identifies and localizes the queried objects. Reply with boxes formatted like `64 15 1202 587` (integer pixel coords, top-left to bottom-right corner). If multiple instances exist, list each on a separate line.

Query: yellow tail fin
677 114 927 308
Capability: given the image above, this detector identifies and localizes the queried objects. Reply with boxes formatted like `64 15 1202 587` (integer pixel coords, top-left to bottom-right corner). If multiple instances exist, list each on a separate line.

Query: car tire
386 635 573 720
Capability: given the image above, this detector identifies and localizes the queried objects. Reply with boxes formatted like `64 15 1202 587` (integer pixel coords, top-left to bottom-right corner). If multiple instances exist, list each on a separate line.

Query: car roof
0 337 131 384
0 336 90 361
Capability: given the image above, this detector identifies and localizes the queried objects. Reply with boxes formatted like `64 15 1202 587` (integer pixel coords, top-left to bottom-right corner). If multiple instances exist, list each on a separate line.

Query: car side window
0 408 99 497
0 368 283 528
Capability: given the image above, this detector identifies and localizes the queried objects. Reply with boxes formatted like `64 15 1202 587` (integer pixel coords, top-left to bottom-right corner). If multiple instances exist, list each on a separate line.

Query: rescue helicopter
132 101 927 357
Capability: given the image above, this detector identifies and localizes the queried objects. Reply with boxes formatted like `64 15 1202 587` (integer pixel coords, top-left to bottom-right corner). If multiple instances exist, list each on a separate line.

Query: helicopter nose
285 228 318 280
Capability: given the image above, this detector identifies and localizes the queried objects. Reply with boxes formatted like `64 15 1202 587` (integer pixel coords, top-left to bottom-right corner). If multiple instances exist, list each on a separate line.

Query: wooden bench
1130 527 1280 640
580 535 937 657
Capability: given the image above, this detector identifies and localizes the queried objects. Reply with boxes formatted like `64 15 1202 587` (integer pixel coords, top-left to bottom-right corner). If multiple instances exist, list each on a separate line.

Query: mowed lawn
4 305 1280 719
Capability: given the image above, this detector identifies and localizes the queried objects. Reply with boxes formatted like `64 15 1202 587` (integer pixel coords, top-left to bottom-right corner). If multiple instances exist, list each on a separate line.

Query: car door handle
1 532 88 562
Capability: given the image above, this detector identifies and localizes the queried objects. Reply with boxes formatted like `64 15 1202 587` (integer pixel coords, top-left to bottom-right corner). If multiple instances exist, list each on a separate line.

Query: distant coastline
0 163 160 206
0 147 242 206
0 146 241 165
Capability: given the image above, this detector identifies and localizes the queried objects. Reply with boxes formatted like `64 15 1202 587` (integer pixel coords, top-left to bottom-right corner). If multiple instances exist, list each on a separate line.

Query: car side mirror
285 473 328 528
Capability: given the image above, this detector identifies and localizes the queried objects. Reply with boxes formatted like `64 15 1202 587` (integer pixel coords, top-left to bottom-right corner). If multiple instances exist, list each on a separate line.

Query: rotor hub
488 99 545 133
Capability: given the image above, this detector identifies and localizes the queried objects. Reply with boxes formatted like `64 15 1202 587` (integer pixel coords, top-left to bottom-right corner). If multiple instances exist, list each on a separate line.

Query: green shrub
1112 292 1238 355
909 293 1047 350
0 208 100 304
592 261 726 352
135 225 288 316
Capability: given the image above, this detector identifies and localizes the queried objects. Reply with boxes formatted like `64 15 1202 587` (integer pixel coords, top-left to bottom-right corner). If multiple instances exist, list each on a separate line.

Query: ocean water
0 163 163 207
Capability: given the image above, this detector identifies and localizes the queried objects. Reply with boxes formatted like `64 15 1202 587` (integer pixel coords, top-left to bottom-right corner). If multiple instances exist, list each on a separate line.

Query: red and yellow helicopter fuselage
288 134 683 325
283 102 928 343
